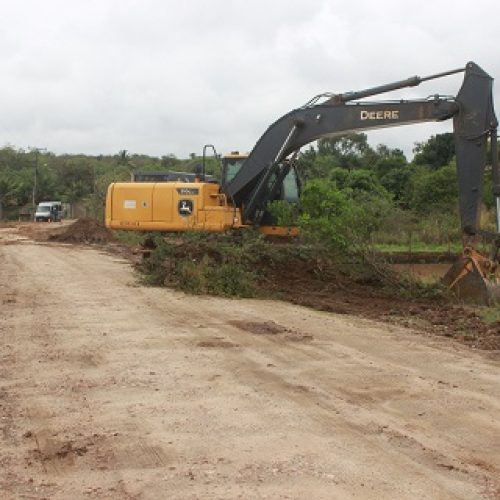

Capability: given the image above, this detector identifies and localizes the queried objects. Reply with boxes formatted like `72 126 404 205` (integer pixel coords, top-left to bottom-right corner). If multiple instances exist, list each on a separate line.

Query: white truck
34 201 63 222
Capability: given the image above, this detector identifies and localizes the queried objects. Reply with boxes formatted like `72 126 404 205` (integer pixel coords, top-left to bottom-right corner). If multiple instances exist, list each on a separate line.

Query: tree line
0 147 219 219
289 132 497 250
0 134 497 249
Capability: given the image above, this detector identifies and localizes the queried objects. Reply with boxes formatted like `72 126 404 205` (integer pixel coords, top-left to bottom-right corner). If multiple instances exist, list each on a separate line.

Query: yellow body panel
106 182 243 232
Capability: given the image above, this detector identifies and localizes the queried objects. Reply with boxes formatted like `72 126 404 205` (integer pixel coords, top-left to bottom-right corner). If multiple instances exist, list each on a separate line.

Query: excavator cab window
221 156 246 186
222 154 300 203
283 169 300 202
268 168 300 203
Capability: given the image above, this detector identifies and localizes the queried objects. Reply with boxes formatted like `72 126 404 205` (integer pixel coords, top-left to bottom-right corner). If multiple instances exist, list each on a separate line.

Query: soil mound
49 218 115 244
261 258 500 351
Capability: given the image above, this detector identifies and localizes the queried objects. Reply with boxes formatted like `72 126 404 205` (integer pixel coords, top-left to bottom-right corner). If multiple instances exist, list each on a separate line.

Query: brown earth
140 231 500 351
255 256 500 351
0 218 116 244
383 251 457 264
0 219 72 241
1 222 500 499
47 218 116 244
8 220 500 350
9 220 500 350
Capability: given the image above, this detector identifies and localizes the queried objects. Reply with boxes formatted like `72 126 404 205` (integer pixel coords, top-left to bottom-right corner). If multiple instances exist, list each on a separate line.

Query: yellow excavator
106 62 499 304
106 150 299 236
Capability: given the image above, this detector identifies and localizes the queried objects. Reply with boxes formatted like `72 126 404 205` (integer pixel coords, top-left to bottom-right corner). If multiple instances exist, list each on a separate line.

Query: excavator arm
453 63 497 233
226 62 498 235
225 61 500 304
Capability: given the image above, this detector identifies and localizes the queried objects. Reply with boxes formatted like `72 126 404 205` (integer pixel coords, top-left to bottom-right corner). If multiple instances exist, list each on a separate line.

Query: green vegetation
478 306 500 324
296 133 498 252
139 231 269 297
2 132 499 301
2 132 496 250
0 147 216 220
374 242 462 253
295 177 391 255
113 230 146 246
135 227 447 302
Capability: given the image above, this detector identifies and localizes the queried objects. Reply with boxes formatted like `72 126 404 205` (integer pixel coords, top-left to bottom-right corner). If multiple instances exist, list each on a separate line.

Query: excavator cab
221 152 247 186
221 151 300 203
221 152 300 234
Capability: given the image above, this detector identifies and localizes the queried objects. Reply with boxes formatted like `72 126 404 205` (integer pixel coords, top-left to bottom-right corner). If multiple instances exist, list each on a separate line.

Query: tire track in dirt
1 227 499 499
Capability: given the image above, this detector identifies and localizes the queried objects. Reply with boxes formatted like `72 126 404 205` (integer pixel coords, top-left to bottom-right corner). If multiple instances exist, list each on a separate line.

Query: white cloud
0 0 498 159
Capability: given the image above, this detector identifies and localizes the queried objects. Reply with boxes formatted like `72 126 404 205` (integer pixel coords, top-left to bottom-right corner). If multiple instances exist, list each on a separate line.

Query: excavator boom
224 61 499 303
226 62 497 234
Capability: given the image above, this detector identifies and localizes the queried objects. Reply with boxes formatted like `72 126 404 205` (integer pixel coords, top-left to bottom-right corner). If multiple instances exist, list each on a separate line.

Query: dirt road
1 225 499 499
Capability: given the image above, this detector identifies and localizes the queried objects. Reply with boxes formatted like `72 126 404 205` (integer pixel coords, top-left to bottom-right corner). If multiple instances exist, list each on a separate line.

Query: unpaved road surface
1 225 499 499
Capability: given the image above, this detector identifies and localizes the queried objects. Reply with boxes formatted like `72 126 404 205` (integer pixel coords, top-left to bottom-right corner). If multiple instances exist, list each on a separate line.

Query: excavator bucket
442 248 500 305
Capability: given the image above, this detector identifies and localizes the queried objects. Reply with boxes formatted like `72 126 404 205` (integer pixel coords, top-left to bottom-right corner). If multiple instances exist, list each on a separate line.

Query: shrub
409 163 458 214
298 179 391 255
140 232 260 297
206 263 256 297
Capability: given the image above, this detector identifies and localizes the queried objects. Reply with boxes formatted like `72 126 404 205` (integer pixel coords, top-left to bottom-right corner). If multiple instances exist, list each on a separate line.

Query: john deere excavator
106 61 499 303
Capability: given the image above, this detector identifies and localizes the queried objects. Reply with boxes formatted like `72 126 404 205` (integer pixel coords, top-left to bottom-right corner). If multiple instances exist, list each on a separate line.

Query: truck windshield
37 206 51 213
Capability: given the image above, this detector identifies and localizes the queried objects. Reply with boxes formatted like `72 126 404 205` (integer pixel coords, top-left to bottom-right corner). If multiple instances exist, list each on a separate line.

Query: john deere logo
178 199 193 216
360 110 399 120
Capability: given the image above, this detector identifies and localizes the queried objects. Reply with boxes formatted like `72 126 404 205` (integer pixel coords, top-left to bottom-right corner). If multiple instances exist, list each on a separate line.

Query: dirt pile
49 219 115 244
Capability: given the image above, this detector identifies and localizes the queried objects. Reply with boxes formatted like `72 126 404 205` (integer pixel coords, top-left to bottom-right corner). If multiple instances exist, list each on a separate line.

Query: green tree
161 154 179 169
372 148 409 201
413 133 455 169
0 174 16 219
298 133 379 180
117 149 130 166
317 133 376 170
0 147 34 214
329 167 391 201
299 179 391 254
409 163 458 213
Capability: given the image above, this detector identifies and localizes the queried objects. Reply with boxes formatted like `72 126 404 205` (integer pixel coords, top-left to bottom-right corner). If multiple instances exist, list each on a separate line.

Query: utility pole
32 149 38 213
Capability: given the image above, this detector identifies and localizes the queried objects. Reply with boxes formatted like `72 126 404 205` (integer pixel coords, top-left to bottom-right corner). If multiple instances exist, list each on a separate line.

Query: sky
0 0 499 159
